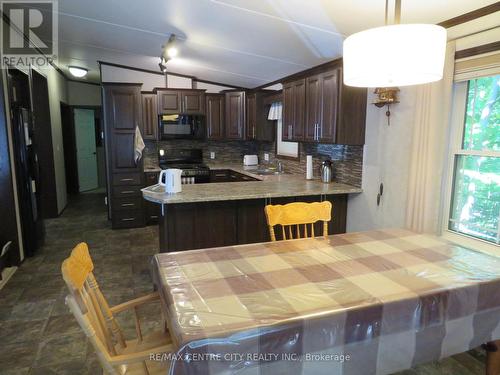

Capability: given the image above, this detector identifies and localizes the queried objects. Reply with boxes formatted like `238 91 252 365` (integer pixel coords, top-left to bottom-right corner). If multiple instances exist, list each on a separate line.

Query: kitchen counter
142 164 362 205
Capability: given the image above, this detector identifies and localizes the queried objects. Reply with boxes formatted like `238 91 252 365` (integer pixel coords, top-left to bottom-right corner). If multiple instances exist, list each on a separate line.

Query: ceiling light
68 66 88 78
166 46 178 59
343 0 446 87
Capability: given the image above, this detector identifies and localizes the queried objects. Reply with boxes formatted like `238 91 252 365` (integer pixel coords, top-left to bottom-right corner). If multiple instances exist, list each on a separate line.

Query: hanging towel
134 125 145 164
268 102 282 120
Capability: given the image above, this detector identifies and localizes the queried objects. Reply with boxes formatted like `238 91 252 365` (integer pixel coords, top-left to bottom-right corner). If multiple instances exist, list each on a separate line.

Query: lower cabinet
111 173 145 229
159 194 347 252
144 172 160 225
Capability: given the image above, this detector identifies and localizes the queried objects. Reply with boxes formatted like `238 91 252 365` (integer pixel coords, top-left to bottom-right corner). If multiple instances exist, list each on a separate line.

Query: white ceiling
51 0 498 87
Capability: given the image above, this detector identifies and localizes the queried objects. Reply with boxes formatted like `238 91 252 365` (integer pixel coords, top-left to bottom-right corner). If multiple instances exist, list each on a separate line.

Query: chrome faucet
276 160 283 173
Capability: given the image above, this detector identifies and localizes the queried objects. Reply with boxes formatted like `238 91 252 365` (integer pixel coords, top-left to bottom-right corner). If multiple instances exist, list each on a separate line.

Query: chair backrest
264 201 332 241
61 243 126 358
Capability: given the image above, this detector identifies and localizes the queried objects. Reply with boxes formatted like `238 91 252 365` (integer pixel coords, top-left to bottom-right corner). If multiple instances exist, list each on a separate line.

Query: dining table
151 228 500 375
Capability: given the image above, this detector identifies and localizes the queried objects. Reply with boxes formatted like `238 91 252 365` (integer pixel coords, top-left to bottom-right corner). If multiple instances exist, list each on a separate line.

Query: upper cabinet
141 92 158 140
282 79 305 142
206 94 225 140
282 65 367 145
156 89 205 115
246 92 274 142
225 91 245 140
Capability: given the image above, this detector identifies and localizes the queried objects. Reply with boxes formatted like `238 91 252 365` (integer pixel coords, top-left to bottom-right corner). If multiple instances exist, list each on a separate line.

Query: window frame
441 79 500 251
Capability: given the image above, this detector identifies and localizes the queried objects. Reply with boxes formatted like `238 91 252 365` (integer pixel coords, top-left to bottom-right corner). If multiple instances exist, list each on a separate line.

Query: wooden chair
61 243 174 375
264 201 332 241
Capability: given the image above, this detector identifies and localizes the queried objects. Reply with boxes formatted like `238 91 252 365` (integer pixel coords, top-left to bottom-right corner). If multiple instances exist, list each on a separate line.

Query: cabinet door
103 84 142 173
318 70 339 143
282 82 294 141
336 68 367 145
206 94 224 139
141 93 158 140
225 91 245 139
305 75 321 142
106 88 139 130
158 91 181 114
246 93 256 140
182 91 204 114
292 79 306 141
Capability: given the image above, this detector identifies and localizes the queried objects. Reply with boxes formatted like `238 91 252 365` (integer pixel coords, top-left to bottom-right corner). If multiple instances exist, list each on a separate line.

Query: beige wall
46 67 69 213
68 81 101 106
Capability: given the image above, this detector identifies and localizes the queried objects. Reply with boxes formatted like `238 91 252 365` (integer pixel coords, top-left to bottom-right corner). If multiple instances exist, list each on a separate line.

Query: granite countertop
142 163 362 204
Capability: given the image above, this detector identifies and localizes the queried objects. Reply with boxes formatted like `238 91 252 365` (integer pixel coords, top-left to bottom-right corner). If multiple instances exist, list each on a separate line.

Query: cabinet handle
120 178 134 182
121 190 134 194
319 124 323 140
314 124 317 141
121 217 136 222
288 125 292 140
121 203 135 207
252 126 255 138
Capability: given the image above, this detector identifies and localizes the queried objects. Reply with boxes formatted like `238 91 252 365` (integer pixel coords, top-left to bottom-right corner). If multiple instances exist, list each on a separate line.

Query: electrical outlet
264 153 269 162
210 151 215 159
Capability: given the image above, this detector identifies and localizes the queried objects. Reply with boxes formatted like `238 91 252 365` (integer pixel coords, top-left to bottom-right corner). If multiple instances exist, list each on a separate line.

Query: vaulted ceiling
54 0 497 87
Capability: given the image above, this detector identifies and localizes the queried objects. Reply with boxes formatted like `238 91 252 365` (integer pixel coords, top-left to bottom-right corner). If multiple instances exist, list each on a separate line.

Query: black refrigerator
10 106 44 257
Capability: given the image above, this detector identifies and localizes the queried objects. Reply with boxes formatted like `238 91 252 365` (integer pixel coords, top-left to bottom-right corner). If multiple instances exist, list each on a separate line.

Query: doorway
61 105 104 194
74 108 98 192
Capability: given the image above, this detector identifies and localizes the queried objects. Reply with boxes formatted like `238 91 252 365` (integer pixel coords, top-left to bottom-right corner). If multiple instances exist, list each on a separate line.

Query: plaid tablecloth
152 228 500 375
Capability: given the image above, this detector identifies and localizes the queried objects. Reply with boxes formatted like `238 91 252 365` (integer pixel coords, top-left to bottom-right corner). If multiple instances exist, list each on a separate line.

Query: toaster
243 155 258 166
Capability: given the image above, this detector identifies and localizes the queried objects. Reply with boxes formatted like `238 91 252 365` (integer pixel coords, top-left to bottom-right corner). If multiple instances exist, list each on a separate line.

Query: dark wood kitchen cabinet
225 91 245 140
144 171 160 224
246 92 274 142
141 92 158 140
305 74 321 142
156 89 205 115
159 194 347 252
103 83 145 229
282 79 305 142
182 90 205 114
283 65 366 145
157 90 180 114
206 94 225 139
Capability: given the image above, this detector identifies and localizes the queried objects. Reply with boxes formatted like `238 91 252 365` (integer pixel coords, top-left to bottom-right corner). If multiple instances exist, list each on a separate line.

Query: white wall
46 67 69 213
347 88 416 231
100 63 236 92
100 64 165 90
68 81 101 106
166 74 192 89
193 81 233 93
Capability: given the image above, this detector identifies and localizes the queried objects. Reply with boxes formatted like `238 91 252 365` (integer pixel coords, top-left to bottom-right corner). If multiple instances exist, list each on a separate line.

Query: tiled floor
0 191 488 374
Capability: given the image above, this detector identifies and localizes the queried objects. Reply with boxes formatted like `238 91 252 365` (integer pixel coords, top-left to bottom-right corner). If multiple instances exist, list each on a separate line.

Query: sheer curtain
405 41 456 234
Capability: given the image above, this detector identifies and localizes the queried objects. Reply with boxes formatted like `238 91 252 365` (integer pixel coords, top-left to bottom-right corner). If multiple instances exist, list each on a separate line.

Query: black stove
158 149 210 183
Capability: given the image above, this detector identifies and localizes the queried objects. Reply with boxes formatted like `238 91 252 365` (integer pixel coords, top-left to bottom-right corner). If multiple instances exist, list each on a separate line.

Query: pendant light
343 0 447 87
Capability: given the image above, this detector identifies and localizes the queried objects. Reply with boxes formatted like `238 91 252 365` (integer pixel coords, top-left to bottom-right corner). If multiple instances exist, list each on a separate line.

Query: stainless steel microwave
159 114 205 140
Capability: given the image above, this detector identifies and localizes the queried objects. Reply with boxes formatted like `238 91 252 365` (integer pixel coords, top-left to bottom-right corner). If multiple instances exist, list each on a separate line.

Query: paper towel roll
306 155 313 180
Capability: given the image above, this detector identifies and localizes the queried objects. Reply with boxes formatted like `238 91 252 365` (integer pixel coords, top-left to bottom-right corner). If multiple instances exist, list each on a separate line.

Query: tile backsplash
144 140 363 187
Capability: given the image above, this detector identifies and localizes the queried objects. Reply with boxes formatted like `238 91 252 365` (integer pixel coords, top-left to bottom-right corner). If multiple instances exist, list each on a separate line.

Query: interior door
74 108 98 192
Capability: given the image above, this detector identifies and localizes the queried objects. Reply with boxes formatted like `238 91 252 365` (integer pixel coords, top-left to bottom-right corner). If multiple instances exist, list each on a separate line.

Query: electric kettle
158 169 183 194
320 160 333 183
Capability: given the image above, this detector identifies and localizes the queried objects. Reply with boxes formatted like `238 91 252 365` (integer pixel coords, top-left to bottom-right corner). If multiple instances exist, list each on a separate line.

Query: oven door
160 114 205 140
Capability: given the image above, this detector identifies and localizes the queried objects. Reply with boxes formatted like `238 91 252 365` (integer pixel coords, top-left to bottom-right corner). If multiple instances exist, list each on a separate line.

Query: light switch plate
264 153 269 161
210 151 215 159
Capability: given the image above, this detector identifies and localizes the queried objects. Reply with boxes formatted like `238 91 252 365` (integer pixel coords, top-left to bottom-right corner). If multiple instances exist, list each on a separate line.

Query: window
446 75 500 245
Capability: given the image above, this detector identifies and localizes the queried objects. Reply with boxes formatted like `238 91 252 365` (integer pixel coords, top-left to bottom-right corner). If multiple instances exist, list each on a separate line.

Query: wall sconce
372 87 399 125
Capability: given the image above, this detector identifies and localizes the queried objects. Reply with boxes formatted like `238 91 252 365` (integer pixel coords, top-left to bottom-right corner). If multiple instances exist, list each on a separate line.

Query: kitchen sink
253 168 287 176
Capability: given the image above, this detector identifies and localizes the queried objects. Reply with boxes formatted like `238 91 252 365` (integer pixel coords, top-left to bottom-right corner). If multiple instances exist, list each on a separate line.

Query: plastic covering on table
152 228 500 375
